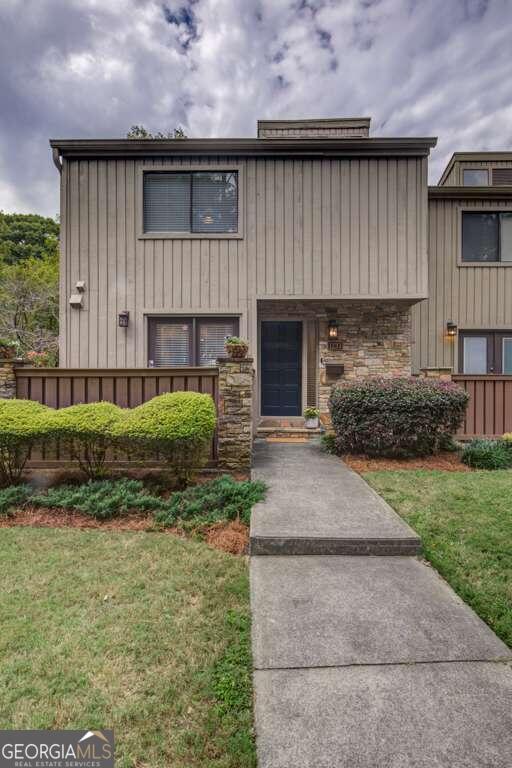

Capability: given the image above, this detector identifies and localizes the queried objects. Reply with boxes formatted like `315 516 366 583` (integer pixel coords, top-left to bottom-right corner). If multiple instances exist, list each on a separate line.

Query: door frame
257 317 307 418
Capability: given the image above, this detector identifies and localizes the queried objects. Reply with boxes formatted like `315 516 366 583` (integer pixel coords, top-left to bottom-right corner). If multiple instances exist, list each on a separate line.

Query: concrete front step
255 426 324 441
250 440 421 555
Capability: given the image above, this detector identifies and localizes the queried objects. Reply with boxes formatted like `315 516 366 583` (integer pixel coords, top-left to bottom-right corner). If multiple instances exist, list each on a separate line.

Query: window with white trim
143 171 238 234
148 317 239 367
459 331 512 374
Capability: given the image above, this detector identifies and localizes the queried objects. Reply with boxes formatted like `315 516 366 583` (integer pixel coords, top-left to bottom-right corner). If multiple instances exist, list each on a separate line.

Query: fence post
0 360 17 399
216 357 254 475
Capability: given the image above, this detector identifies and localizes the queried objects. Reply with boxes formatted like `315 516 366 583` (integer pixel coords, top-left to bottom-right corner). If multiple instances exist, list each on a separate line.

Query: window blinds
143 171 237 233
143 173 191 233
150 317 237 367
152 321 191 367
199 321 236 365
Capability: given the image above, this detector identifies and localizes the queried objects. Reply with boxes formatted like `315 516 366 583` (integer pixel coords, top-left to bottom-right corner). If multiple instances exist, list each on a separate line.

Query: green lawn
0 528 255 767
364 470 512 647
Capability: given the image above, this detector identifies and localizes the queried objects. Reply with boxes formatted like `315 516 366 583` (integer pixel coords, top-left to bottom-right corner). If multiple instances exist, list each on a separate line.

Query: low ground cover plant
461 438 512 470
0 399 52 486
7 475 266 524
329 378 469 457
154 475 266 526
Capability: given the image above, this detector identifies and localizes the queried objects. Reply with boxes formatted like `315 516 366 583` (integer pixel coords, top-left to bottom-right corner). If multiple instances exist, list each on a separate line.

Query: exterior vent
257 118 371 139
492 168 512 185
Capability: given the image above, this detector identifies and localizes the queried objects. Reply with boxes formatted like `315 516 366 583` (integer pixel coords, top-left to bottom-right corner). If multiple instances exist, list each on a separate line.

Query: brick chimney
257 118 371 139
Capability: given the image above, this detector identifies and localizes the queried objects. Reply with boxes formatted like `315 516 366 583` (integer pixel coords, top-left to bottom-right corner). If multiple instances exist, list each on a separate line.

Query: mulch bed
343 452 470 473
0 507 249 555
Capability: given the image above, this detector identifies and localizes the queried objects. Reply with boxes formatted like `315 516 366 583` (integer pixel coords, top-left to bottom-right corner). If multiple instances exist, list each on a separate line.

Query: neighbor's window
460 331 512 374
462 169 489 186
148 316 239 367
143 171 238 234
462 212 512 262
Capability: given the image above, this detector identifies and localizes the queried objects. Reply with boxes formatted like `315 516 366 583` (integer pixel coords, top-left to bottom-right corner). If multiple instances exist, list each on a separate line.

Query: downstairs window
460 331 512 374
148 316 239 367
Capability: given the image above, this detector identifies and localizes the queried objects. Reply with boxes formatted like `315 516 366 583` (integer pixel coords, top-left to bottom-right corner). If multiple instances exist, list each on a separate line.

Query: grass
0 527 255 767
364 470 512 648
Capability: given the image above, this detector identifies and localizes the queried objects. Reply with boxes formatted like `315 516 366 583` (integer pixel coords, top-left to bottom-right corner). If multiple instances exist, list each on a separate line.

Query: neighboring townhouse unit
50 120 512 434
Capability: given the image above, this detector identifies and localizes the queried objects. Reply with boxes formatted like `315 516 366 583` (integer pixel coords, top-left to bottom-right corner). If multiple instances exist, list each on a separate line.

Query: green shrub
320 432 337 454
53 402 125 480
0 399 52 485
461 439 512 470
0 484 33 515
154 475 266 527
329 378 469 457
115 392 216 485
30 478 169 520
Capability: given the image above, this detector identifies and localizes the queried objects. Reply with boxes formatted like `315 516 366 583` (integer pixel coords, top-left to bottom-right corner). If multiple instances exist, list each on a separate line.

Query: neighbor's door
261 321 302 416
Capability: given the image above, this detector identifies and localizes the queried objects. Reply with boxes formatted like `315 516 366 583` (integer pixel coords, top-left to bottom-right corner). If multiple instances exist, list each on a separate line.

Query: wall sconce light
328 319 338 339
446 320 457 337
118 310 129 328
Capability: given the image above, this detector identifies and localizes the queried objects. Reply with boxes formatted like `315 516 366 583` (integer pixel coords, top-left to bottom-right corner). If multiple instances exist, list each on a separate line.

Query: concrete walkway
250 441 512 768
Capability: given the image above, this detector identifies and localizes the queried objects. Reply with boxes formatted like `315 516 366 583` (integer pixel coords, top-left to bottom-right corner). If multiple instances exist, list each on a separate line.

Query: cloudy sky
1 0 511 218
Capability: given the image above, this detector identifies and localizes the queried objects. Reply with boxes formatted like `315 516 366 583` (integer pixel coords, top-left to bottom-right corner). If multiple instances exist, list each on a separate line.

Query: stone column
216 357 254 475
0 360 17 399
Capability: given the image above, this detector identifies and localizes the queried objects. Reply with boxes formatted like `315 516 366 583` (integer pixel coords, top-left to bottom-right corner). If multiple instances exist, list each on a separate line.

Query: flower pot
305 417 319 429
225 344 248 360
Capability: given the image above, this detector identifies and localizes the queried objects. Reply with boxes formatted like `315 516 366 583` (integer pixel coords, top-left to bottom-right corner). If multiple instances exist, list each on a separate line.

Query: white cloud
1 0 512 215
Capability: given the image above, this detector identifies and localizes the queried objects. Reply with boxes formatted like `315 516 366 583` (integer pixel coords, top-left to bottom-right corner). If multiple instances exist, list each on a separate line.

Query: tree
126 125 187 139
0 211 59 264
0 252 59 360
0 212 59 360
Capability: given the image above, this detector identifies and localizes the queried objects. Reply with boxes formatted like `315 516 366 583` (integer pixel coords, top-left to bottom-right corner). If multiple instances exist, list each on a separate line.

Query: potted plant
225 336 249 360
0 339 20 360
304 407 320 429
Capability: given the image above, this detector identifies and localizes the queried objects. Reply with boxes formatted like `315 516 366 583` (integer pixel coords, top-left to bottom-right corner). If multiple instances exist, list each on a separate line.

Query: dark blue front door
261 321 302 416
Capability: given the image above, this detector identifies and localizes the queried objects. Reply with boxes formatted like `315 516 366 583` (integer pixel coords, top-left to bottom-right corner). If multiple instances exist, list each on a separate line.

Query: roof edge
50 136 437 159
429 185 512 199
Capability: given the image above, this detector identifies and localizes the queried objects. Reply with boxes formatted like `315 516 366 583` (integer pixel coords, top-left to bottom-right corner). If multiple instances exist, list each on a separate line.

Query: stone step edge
250 536 421 556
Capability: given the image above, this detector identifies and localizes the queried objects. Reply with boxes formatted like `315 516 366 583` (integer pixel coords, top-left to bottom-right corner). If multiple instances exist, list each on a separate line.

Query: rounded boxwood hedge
52 402 126 479
114 391 216 483
0 399 52 485
328 377 469 457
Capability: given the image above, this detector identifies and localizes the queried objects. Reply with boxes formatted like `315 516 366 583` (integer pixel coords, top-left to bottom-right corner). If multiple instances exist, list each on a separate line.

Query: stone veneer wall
258 300 412 413
217 357 254 474
0 360 17 399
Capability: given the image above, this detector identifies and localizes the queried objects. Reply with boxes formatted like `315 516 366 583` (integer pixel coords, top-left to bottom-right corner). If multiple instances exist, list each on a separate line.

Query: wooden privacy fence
15 367 219 464
453 375 512 439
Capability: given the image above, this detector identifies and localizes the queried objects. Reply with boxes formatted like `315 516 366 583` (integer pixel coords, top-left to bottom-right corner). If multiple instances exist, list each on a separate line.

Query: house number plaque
328 340 343 351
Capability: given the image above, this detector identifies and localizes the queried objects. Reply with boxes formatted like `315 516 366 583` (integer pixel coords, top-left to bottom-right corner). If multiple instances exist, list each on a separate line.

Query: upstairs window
143 171 238 234
492 168 512 185
462 212 512 262
463 169 489 186
460 331 512 374
148 316 239 367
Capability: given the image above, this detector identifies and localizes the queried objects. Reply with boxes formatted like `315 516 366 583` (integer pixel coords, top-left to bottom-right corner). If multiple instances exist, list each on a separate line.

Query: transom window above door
143 171 238 234
148 316 239 367
461 212 512 262
460 331 512 374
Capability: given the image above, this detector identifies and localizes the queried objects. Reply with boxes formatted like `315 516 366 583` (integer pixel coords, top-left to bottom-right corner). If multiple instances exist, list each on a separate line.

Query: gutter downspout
52 147 62 173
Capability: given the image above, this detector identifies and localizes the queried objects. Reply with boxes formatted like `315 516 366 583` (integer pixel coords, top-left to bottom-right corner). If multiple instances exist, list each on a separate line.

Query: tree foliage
0 212 59 359
126 124 187 139
0 211 59 265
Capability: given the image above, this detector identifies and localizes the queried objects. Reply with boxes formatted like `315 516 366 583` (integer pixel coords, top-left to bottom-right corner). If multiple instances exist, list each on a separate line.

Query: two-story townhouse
413 152 512 436
50 118 436 426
